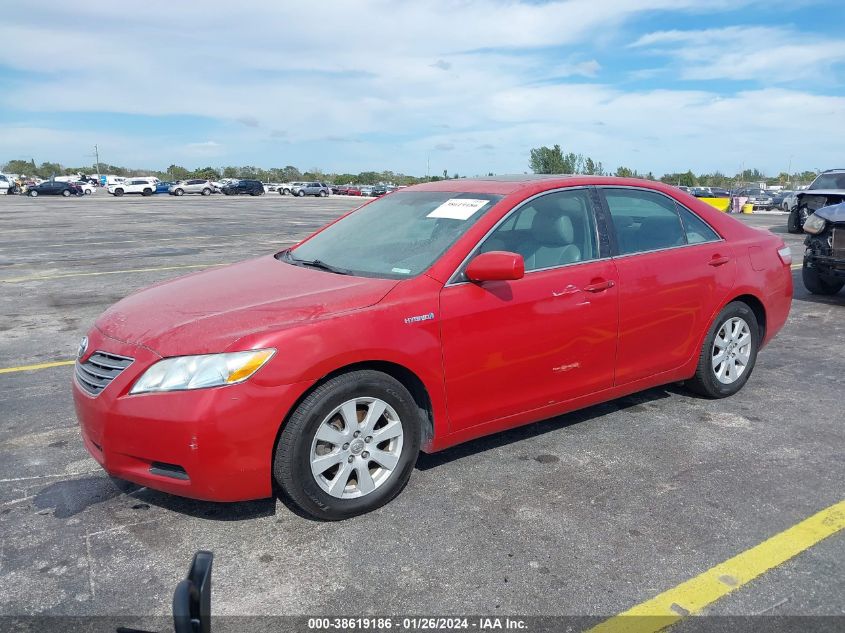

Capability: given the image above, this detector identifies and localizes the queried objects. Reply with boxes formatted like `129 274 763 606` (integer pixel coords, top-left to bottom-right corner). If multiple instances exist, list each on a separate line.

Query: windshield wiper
282 250 351 275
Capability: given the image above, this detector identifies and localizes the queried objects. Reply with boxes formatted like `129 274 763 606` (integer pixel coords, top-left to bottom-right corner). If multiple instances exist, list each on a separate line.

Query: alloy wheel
309 397 404 499
712 316 752 385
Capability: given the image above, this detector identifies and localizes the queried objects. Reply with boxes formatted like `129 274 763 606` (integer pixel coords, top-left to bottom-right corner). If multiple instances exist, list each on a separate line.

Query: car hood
814 202 845 223
798 189 845 198
95 255 399 356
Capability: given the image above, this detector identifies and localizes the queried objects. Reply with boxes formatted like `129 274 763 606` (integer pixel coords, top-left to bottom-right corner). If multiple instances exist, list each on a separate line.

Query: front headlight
803 213 827 235
130 349 275 394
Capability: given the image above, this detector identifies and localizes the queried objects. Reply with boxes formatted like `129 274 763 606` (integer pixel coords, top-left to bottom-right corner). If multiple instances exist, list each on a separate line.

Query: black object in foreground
117 551 213 633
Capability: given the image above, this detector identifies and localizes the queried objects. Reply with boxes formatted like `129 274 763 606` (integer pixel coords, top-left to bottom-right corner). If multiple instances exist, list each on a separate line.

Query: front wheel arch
271 361 435 483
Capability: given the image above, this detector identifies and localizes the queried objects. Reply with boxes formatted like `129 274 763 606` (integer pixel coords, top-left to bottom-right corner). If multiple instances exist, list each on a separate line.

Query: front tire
62 189 71 197
297 189 305 197
274 370 421 520
802 263 844 295
29 190 38 197
686 301 759 398
787 208 802 233
174 188 184 196
201 188 211 196
114 189 124 197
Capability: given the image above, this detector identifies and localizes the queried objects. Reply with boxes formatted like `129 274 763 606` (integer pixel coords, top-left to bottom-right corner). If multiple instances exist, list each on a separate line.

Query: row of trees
4 152 820 188
528 145 818 188
1 159 451 186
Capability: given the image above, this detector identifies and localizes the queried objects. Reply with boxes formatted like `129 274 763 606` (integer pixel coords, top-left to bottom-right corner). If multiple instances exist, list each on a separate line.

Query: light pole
94 144 101 183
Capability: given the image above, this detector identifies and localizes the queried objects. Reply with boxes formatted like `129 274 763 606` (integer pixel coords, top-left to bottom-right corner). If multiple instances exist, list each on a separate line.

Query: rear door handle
583 279 615 293
709 255 731 267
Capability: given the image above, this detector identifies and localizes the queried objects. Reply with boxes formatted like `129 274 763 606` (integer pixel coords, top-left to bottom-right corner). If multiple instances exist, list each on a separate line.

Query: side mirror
117 551 213 633
465 251 525 282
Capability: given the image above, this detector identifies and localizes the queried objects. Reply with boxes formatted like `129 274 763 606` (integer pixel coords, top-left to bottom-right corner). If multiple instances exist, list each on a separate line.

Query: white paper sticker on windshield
427 198 489 220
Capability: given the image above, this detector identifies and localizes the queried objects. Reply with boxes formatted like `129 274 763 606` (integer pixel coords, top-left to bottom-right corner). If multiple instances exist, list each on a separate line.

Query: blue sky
1 0 844 177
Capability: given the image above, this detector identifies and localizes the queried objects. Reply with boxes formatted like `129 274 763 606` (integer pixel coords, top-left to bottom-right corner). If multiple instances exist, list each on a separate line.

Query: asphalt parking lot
0 194 842 628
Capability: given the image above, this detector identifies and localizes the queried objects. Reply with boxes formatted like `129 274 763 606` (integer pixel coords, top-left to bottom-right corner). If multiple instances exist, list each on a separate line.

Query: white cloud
631 26 845 82
0 0 840 175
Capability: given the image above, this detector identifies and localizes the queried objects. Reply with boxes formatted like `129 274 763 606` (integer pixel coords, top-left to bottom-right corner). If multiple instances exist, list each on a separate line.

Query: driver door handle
709 255 731 267
583 279 615 293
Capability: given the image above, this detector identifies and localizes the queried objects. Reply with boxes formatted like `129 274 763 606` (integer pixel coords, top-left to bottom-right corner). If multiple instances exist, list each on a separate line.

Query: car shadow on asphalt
415 386 680 471
32 474 277 521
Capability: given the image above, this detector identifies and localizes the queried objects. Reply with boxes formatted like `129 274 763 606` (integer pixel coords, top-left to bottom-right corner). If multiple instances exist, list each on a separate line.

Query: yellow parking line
588 499 845 633
0 360 75 375
0 262 226 284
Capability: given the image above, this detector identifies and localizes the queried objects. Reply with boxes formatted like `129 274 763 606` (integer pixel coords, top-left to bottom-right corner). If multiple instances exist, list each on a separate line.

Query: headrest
531 211 574 246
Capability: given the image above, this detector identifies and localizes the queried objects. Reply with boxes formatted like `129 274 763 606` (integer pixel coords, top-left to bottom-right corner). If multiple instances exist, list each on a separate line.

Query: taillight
777 245 792 265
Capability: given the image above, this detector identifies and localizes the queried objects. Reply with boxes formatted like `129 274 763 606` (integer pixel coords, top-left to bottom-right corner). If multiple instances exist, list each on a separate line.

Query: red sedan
73 176 793 520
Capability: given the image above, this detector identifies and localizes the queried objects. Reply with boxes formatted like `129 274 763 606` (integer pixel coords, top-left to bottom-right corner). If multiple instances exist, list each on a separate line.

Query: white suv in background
108 179 156 197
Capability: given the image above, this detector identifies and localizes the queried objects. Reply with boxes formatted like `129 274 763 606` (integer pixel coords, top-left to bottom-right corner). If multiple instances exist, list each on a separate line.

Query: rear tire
84 189 92 195
686 301 759 399
274 370 421 520
802 263 844 295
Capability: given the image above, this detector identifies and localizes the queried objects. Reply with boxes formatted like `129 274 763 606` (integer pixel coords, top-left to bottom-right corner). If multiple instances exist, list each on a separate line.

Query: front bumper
72 328 310 502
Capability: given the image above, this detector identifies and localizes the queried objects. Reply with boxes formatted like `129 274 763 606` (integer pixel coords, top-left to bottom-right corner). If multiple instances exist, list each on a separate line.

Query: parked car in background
690 187 711 197
169 179 215 196
708 187 730 198
276 183 294 195
28 180 83 197
108 179 156 197
788 169 845 233
221 179 265 196
734 188 773 210
371 184 396 196
0 174 11 195
72 180 97 195
770 190 792 210
801 202 845 295
293 182 331 197
782 191 800 212
72 176 793 519
155 181 173 194
358 185 374 196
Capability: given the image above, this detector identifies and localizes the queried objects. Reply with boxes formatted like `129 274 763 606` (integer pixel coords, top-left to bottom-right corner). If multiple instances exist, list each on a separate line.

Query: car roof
407 175 678 196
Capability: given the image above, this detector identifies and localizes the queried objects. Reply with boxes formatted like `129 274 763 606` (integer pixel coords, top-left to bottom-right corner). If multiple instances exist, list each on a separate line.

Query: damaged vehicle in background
788 168 845 233
801 201 845 295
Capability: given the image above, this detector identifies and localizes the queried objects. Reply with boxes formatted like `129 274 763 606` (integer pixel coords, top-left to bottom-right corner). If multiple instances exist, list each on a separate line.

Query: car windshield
810 173 845 190
288 191 502 279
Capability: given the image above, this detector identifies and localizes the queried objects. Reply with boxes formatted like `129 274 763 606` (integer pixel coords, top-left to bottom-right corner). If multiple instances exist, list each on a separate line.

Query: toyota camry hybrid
72 176 793 520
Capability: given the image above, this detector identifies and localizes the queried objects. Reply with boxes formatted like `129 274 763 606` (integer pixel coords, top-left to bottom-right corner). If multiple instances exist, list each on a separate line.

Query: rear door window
601 188 686 255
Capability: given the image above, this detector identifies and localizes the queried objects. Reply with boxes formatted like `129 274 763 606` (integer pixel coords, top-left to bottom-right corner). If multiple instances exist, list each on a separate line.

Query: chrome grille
75 351 134 396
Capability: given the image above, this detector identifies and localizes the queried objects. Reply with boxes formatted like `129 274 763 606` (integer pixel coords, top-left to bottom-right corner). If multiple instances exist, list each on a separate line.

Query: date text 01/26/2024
307 617 528 630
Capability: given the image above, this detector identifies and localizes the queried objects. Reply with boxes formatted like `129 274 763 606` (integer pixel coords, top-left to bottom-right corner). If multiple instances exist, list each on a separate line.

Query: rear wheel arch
727 294 766 343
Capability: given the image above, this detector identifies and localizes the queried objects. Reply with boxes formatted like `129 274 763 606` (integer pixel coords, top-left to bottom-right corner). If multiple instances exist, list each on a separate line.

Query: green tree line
1 159 447 186
4 152 820 188
528 145 818 187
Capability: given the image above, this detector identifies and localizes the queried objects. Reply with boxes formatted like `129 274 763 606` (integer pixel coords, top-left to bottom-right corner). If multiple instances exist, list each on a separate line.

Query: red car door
599 187 736 385
439 188 619 432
